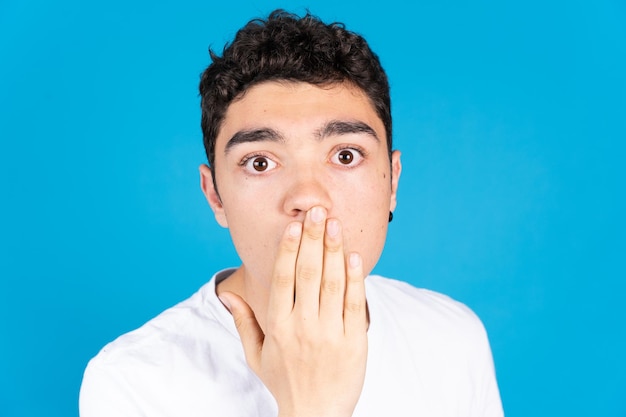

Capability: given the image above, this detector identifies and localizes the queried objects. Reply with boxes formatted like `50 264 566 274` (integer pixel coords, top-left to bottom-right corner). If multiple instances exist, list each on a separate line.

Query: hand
219 206 368 417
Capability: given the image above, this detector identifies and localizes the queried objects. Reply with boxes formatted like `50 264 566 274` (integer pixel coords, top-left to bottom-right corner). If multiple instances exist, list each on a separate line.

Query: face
201 81 401 288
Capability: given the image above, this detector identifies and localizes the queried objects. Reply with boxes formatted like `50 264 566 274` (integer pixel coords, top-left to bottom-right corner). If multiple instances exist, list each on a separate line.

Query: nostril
289 209 306 222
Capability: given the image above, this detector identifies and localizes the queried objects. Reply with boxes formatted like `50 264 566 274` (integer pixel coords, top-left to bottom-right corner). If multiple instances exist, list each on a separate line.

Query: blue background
1 0 624 416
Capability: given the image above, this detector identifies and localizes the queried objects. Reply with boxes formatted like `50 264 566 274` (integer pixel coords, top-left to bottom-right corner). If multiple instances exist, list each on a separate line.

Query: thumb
219 291 264 372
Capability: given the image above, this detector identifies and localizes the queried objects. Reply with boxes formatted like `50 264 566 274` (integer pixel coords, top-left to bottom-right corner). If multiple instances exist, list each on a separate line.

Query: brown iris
252 157 269 171
337 150 353 164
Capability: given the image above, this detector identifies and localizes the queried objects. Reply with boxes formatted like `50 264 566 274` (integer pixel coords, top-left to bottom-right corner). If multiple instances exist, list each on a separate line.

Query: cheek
220 172 281 215
344 222 388 277
339 172 391 268
219 188 284 275
346 175 391 214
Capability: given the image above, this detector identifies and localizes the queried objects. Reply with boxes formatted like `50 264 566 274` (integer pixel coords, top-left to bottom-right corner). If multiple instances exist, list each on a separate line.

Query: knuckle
297 265 319 282
296 324 321 343
304 228 323 241
233 314 251 331
266 318 292 338
267 324 286 340
324 242 342 254
279 238 300 253
347 273 364 284
272 272 293 288
345 300 363 314
322 278 342 294
321 333 341 348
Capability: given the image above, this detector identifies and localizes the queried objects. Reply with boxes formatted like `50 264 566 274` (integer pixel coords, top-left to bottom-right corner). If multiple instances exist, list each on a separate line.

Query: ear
389 150 402 213
199 164 228 228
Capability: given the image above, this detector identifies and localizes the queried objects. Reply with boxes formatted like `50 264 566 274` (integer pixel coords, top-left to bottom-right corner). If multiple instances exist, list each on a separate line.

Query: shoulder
88 269 239 365
80 273 245 416
366 275 488 343
92 284 217 362
366 275 479 318
363 276 503 417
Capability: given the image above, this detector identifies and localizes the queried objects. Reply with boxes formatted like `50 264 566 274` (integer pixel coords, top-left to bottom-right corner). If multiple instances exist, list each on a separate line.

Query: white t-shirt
80 269 504 417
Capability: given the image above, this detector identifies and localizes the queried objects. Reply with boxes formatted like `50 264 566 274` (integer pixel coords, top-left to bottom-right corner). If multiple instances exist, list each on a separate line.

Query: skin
200 81 401 417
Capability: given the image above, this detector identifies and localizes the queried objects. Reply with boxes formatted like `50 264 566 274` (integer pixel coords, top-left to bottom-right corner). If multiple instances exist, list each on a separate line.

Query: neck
216 265 271 333
216 265 370 332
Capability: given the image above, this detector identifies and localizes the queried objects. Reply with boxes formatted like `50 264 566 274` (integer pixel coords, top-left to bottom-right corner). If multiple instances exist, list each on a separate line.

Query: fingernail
349 253 361 269
218 295 232 312
327 219 340 237
310 206 326 223
289 222 302 237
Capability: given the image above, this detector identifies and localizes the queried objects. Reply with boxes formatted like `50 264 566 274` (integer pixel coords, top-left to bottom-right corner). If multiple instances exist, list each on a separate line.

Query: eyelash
238 152 272 167
238 145 368 173
330 145 368 167
238 152 277 174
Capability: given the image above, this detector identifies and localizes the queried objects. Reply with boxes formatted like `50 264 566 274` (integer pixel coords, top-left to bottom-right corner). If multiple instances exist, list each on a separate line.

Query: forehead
215 81 386 148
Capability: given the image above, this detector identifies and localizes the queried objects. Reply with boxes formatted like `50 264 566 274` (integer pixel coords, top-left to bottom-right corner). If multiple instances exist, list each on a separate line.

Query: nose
282 168 332 219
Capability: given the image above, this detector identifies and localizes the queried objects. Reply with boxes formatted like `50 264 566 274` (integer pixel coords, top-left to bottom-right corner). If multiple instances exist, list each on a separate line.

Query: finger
319 218 346 324
293 206 326 316
268 222 302 320
219 292 265 373
343 252 368 336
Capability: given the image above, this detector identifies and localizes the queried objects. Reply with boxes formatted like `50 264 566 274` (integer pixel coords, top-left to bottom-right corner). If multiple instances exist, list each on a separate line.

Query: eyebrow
224 128 285 154
224 119 379 154
315 120 380 142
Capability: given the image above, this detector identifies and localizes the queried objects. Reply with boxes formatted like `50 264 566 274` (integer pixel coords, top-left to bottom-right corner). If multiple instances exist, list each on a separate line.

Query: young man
80 10 503 417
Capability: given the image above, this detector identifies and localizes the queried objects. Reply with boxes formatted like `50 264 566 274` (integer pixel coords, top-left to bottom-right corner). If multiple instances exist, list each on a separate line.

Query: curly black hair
199 9 392 174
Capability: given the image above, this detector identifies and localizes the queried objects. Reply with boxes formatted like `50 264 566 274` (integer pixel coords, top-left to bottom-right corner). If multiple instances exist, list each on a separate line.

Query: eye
242 155 278 174
337 150 354 164
331 147 365 167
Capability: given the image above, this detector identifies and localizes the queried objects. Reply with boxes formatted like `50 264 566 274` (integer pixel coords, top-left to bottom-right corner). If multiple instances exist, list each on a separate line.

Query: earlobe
199 164 229 228
389 150 402 213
